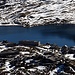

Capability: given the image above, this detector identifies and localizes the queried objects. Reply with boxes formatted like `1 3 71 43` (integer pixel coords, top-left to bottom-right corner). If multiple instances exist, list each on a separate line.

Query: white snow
35 66 46 70
0 45 6 48
20 51 30 55
43 45 51 49
16 46 30 49
69 66 75 72
0 46 7 52
65 54 75 60
36 46 48 51
25 59 33 63
49 66 63 75
5 61 11 71
28 68 36 72
3 60 15 75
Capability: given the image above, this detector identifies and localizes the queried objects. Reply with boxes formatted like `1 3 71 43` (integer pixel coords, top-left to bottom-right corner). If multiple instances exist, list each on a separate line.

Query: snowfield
0 0 75 27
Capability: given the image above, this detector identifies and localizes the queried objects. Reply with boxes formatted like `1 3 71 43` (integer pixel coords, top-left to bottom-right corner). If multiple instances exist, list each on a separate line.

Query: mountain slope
0 0 75 27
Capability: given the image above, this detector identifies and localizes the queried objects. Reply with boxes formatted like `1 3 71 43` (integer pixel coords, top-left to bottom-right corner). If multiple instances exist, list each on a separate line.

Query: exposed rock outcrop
0 40 75 75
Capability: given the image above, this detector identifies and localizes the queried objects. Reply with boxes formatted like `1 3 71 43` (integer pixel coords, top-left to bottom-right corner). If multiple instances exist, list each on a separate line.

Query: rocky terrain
0 0 75 27
0 40 75 75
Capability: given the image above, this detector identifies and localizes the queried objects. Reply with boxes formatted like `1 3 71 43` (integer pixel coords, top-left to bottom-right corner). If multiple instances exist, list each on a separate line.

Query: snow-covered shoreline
0 24 20 26
0 0 75 27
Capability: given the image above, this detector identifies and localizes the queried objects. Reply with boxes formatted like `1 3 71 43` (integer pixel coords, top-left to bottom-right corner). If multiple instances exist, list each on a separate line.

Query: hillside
0 0 75 27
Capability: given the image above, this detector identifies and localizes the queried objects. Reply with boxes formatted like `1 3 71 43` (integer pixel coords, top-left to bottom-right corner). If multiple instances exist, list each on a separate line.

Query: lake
0 24 75 46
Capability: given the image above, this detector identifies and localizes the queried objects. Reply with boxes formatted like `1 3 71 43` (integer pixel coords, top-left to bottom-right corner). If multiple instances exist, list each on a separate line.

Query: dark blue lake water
0 25 75 46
